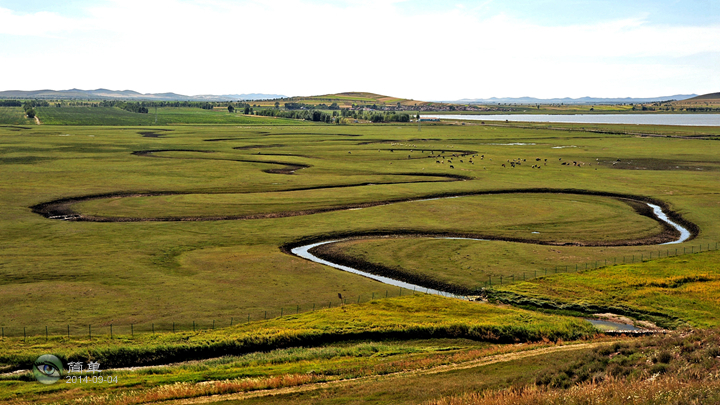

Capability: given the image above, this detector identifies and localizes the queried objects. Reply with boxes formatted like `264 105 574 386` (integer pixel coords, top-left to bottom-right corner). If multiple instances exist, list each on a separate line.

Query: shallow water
290 241 463 299
586 319 643 331
421 113 720 126
647 203 691 244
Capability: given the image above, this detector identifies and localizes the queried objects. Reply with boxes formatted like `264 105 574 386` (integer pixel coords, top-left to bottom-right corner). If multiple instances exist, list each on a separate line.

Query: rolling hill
253 92 441 108
672 92 720 106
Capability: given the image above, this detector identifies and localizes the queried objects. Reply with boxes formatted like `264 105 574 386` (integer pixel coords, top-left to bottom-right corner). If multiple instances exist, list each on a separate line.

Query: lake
420 114 720 126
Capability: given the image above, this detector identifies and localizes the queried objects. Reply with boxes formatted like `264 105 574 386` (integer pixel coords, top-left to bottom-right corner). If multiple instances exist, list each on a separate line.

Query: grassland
491 249 720 329
0 295 597 404
1 117 720 403
31 107 309 126
0 108 34 126
2 123 720 329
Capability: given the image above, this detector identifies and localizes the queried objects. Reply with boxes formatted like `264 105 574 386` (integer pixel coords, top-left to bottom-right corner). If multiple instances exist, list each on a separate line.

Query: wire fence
0 288 420 340
481 241 719 288
2 241 718 340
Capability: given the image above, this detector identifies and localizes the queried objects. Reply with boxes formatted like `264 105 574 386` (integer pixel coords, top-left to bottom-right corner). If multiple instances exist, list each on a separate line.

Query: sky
0 0 718 100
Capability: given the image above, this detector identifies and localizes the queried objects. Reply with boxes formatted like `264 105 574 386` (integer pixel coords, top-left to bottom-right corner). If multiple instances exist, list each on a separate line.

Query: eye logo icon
33 355 63 384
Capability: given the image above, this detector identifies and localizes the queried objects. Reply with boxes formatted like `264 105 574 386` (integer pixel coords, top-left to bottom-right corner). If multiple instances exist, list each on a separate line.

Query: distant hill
0 89 286 101
255 92 438 108
451 95 697 105
672 92 720 105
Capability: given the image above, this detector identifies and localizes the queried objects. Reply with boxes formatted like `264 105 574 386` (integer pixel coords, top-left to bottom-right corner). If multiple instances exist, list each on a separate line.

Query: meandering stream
290 200 692 298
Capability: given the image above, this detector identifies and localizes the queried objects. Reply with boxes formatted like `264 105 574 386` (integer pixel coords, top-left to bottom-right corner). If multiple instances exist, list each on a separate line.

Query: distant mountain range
0 88 286 101
449 95 698 105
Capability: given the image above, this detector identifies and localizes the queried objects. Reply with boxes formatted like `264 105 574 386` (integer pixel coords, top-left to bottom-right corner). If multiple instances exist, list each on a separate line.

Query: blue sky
0 0 718 99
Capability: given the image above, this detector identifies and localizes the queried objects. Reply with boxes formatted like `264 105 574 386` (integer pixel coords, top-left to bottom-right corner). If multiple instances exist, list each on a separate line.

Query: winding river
290 199 692 298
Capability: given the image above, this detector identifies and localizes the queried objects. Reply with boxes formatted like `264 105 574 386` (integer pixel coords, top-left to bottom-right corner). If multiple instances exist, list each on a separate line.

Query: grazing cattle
436 160 440 163
450 165 454 168
502 164 506 167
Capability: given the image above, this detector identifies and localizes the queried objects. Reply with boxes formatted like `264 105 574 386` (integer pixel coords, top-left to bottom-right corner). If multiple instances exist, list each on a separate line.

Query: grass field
492 249 720 328
31 107 310 125
0 295 596 404
1 117 720 403
0 108 34 126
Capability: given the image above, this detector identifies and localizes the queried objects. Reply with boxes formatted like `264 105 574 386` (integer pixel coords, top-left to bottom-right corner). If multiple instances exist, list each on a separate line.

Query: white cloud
0 0 718 99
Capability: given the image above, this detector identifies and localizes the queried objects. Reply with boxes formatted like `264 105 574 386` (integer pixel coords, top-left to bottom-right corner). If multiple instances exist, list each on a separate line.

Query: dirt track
157 341 617 404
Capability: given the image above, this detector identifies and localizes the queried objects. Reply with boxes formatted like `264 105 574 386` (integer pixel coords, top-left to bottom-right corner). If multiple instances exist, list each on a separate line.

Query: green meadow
2 106 308 126
1 116 720 403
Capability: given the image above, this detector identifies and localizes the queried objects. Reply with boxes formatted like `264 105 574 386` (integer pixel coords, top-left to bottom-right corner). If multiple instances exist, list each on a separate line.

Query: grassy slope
0 295 597 403
494 249 720 328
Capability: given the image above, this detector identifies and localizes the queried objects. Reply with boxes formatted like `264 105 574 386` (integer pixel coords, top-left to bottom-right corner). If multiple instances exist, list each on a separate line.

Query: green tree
26 108 36 119
228 105 235 113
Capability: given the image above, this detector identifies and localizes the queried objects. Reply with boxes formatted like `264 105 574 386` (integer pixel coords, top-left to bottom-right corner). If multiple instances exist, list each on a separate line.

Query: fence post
297 305 300 314
110 325 113 339
500 276 503 285
212 320 215 330
247 314 250 324
46 326 48 341
172 322 175 333
88 325 91 339
357 296 361 304
230 317 233 326
2 327 3 339
193 321 195 331
131 324 133 336
24 327 26 342
312 304 315 312
372 293 375 300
